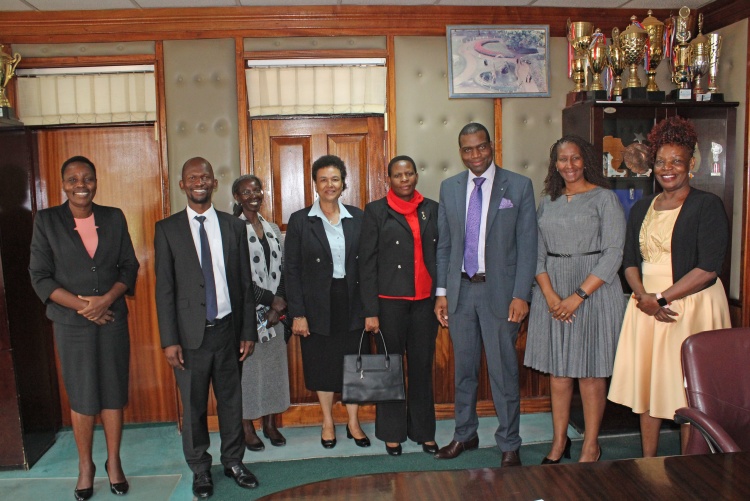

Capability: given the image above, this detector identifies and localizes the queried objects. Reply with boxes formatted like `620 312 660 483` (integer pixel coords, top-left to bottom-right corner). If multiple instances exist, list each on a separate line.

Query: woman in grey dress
232 175 290 451
525 136 626 464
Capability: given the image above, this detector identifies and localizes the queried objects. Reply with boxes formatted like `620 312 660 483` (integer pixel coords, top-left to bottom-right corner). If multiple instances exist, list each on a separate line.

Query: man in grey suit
155 157 259 498
433 123 537 467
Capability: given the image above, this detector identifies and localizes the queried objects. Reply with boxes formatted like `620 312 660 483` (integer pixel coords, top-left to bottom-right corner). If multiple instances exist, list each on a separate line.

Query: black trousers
374 298 438 443
174 317 244 473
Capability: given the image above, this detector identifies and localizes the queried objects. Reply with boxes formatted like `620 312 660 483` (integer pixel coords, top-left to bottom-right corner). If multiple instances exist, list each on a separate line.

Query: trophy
707 32 723 101
710 142 723 177
671 6 694 100
0 44 22 121
566 18 594 104
690 14 710 99
642 10 665 100
619 16 649 100
606 27 625 99
587 29 608 100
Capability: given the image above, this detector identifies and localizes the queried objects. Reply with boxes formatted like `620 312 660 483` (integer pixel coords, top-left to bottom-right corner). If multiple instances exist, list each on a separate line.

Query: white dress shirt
186 205 232 319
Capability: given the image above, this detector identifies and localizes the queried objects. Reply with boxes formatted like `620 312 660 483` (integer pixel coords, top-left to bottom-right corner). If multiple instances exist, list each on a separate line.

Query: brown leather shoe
433 436 479 459
501 449 522 467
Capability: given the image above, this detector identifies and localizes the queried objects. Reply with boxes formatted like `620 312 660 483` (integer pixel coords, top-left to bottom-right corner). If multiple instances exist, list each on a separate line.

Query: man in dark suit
433 123 537 467
155 157 259 498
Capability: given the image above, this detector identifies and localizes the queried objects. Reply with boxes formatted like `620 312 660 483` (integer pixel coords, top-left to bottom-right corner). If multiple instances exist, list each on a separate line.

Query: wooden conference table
259 451 750 500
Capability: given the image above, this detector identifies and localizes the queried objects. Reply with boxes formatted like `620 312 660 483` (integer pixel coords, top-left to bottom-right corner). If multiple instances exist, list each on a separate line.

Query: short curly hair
647 116 697 162
543 135 609 201
312 154 347 191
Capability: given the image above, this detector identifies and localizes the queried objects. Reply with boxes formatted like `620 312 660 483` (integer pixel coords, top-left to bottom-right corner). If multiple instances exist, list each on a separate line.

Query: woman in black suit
29 156 139 500
284 154 370 449
359 155 440 456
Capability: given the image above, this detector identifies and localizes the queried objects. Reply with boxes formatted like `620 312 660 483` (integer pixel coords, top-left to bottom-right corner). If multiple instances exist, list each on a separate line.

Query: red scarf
381 189 431 301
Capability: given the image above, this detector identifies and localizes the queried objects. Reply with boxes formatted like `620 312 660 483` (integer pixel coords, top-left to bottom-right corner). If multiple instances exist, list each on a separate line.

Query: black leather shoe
321 427 337 449
223 463 259 489
501 448 522 467
434 436 479 459
105 459 130 495
262 414 287 447
385 443 402 456
243 419 265 452
419 442 439 454
74 464 95 501
541 436 572 465
192 471 213 499
346 425 371 447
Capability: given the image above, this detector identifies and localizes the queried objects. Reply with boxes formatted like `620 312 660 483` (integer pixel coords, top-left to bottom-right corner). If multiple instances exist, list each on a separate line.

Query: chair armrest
675 407 741 453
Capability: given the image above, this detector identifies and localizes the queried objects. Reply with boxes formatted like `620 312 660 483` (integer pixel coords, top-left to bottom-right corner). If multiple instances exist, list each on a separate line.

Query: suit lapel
454 172 468 236
309 214 333 261
177 210 202 271
62 201 94 260
342 213 355 264
387 205 412 235
218 213 234 270
486 167 508 235
90 204 109 261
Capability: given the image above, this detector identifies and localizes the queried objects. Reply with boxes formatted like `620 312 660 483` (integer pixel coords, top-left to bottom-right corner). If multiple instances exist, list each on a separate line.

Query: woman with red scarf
359 155 440 456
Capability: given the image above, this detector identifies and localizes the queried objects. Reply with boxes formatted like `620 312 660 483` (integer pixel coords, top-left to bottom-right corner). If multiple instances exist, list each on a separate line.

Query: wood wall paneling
35 125 176 425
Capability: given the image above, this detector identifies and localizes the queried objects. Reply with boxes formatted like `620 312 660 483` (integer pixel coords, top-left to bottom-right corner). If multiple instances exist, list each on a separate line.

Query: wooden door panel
271 137 311 231
327 133 367 209
36 125 176 424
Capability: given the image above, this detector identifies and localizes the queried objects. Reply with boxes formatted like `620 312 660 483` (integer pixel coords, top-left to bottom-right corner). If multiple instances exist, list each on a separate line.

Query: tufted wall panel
163 39 240 215
394 36 493 202
14 41 155 57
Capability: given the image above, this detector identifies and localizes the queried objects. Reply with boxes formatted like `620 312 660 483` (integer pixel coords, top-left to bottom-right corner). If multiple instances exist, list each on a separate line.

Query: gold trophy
642 10 665 99
587 29 608 99
0 44 22 121
567 18 595 99
619 16 649 100
690 14 710 99
707 32 723 101
606 27 625 99
671 6 694 100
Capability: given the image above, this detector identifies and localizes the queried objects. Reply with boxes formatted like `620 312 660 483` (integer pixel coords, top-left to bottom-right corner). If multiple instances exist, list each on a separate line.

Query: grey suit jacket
154 208 257 350
29 201 139 326
436 166 538 315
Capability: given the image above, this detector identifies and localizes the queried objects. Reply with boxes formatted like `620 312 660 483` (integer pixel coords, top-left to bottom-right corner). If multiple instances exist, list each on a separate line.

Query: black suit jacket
29 201 139 326
358 196 439 317
284 204 364 335
154 208 257 350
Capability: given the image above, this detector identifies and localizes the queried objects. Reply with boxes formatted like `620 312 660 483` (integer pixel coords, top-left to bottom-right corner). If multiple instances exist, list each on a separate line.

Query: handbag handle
356 329 390 371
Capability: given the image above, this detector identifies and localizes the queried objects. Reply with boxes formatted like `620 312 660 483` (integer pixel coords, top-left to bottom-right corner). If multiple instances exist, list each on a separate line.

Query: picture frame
446 25 550 99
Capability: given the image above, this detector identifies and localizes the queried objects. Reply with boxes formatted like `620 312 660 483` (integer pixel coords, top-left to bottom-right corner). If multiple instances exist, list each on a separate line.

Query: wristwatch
656 293 668 307
574 287 589 300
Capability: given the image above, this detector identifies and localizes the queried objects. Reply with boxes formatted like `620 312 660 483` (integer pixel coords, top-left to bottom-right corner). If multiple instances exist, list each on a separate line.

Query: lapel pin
421 211 426 220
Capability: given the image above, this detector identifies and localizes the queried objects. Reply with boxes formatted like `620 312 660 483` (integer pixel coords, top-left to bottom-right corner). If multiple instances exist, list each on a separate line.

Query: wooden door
35 125 177 424
251 116 387 230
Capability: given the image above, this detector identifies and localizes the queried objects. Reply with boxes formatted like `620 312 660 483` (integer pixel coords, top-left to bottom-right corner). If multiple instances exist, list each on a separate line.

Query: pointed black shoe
74 464 95 501
541 436 572 465
346 425 371 447
419 442 439 454
105 459 129 495
321 427 337 449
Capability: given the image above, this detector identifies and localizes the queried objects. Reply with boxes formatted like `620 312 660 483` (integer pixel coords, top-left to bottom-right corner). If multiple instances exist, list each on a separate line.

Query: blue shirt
308 198 353 279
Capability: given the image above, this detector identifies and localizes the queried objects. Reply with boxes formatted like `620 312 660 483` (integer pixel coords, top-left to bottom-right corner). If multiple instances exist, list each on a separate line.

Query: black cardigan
623 188 728 289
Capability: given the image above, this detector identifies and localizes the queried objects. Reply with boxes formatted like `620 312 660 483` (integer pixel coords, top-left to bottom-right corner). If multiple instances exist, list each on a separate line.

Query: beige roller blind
17 70 156 126
246 65 386 117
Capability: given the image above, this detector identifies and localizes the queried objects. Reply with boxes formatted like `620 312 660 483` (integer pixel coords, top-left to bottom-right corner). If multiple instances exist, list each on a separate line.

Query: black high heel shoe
418 441 439 454
541 436 572 465
320 427 337 449
346 425 371 447
105 459 130 495
74 464 96 501
385 443 402 456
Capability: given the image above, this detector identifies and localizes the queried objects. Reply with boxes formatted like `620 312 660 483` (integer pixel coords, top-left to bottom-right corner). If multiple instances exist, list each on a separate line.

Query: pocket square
499 198 514 209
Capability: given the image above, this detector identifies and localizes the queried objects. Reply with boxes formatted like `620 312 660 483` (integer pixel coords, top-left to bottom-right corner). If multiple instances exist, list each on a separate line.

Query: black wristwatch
656 293 668 307
575 287 589 300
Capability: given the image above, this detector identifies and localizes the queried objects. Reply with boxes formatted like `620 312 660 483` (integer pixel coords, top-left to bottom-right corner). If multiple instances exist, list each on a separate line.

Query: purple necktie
464 177 485 278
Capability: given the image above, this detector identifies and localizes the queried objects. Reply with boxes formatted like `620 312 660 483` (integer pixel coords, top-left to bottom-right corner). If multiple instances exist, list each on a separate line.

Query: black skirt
300 278 365 392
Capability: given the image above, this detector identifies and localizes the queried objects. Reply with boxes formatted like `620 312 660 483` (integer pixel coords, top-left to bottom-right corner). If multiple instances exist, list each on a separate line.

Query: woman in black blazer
284 155 370 450
359 155 440 456
29 156 139 500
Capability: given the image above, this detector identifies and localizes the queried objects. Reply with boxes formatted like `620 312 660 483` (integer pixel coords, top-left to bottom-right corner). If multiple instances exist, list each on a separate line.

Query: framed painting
446 25 550 98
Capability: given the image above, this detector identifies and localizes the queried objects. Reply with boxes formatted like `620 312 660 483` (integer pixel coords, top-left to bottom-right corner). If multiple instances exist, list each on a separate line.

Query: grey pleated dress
525 187 626 378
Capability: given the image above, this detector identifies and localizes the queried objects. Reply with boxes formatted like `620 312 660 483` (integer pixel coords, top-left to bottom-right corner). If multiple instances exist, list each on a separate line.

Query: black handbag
341 330 405 404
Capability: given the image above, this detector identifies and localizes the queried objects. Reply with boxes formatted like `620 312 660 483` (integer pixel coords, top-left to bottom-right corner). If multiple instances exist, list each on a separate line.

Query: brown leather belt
461 272 486 283
206 314 232 328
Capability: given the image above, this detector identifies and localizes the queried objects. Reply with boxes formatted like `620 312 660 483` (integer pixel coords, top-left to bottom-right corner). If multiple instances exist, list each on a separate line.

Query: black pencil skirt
53 318 130 415
300 278 365 392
